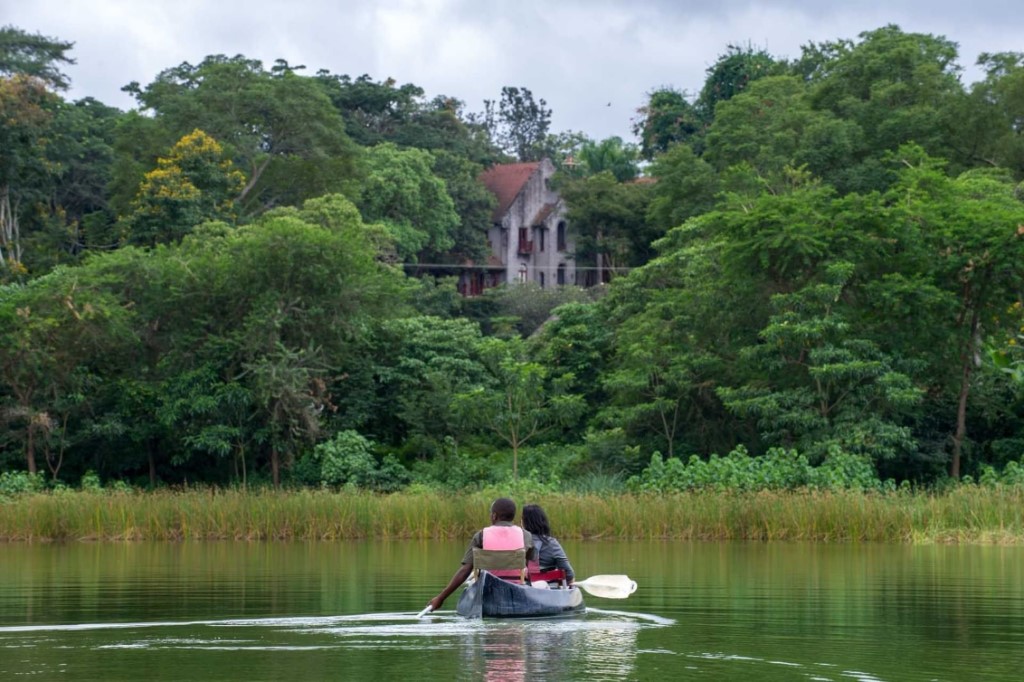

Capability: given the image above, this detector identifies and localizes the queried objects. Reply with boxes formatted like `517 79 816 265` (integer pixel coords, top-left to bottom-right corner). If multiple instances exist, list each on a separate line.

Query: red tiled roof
479 162 541 221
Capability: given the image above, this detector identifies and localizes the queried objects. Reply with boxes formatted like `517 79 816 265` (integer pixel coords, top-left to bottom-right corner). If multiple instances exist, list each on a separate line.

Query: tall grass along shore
1 487 1022 544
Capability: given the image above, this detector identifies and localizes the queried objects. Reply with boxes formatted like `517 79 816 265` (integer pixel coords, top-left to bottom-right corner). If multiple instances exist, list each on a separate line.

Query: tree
696 43 784 120
197 202 403 484
602 261 732 460
0 269 135 476
0 25 75 90
0 27 101 276
800 25 965 191
370 316 489 450
47 194 408 486
645 143 718 233
886 150 1024 477
0 74 58 278
560 172 656 283
950 52 1024 176
453 337 584 478
573 137 640 182
315 73 501 163
599 174 901 461
483 86 552 161
408 94 504 164
357 143 459 261
41 97 121 259
315 73 427 147
428 150 496 263
703 76 861 193
243 343 329 488
717 262 922 463
534 300 614 424
126 55 359 214
473 282 593 338
107 111 177 220
632 88 703 160
125 129 245 246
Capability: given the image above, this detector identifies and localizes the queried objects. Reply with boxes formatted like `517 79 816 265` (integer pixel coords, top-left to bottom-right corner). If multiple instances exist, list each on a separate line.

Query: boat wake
0 606 673 636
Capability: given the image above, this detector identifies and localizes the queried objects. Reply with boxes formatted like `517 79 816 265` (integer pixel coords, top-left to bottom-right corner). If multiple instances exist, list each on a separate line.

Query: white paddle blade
575 575 638 599
416 605 434 618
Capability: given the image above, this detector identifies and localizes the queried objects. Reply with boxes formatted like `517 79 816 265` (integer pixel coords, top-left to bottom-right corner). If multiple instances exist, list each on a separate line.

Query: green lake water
0 540 1021 680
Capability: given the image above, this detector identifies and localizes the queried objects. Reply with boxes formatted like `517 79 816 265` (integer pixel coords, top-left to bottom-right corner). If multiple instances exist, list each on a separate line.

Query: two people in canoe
426 497 576 612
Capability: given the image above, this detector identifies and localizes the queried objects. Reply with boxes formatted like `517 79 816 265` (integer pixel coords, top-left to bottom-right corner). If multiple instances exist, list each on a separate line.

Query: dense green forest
3 23 1024 495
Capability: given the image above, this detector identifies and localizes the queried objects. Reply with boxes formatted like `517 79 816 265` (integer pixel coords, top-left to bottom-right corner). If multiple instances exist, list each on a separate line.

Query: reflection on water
0 541 1022 680
457 610 668 682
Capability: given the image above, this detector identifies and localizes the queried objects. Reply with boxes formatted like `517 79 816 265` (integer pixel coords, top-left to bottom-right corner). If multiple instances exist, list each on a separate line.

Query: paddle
573 574 637 599
416 605 434 618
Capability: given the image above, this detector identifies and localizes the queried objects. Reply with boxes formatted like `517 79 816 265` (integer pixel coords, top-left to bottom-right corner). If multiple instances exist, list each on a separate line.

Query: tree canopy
4 23 1024 491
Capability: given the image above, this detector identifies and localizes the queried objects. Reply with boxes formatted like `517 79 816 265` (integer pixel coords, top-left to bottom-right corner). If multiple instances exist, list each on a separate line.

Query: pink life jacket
481 525 526 580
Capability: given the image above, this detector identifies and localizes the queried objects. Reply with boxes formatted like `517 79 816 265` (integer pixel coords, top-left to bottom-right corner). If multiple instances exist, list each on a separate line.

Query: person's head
521 504 551 537
489 497 516 523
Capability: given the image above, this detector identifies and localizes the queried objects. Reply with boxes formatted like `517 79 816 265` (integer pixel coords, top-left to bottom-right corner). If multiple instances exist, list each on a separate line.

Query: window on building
557 221 567 251
518 227 533 254
539 271 545 288
538 227 545 252
518 265 528 283
557 263 565 285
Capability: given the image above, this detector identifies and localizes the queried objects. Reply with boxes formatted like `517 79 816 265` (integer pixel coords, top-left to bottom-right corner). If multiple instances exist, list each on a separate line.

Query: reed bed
1 486 1022 543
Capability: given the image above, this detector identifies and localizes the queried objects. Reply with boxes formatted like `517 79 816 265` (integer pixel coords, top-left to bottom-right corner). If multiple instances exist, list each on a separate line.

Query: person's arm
548 537 575 583
426 531 481 611
427 563 472 611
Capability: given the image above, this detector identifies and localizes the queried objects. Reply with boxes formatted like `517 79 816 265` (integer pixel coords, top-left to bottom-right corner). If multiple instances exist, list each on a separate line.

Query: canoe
456 570 586 619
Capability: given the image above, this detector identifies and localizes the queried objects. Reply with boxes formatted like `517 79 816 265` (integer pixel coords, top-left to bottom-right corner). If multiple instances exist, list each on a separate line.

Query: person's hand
428 595 445 612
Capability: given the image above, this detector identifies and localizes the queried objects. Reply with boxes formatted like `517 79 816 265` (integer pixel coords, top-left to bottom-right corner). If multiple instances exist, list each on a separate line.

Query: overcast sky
4 0 1022 142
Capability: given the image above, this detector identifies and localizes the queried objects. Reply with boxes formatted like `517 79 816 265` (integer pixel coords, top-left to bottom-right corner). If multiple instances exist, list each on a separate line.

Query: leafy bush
0 470 45 498
373 454 412 493
311 430 411 491
627 445 885 492
978 458 1024 487
108 480 134 494
81 470 103 492
317 430 378 488
807 447 884 490
480 475 560 500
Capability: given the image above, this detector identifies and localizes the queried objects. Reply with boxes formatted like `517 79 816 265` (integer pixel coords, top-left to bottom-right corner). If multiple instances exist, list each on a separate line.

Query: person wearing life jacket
426 497 534 612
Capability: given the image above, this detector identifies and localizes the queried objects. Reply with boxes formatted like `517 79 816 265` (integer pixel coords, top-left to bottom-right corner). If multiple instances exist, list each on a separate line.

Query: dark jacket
531 535 574 581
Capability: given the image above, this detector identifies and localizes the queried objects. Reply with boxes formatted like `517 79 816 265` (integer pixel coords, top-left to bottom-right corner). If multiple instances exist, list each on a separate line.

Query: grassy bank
1 487 1022 543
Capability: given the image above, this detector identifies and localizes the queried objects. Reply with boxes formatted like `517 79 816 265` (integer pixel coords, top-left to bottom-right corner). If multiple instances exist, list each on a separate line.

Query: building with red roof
459 158 575 296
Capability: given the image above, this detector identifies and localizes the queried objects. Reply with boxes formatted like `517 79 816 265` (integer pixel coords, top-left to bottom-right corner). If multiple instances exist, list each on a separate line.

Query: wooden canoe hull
456 571 586 619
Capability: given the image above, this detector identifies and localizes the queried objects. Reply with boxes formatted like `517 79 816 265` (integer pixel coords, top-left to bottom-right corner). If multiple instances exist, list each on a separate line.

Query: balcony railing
517 240 534 254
